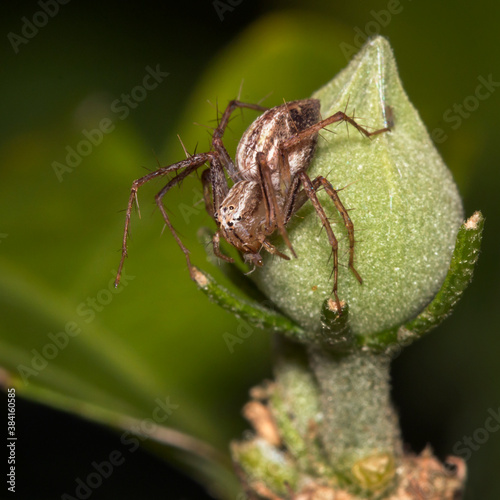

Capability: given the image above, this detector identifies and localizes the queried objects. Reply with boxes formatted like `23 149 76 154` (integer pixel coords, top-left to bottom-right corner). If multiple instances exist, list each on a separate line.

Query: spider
115 99 390 311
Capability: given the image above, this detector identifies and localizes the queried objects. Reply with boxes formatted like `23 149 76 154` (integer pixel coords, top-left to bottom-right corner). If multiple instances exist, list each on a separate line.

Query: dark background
1 1 499 499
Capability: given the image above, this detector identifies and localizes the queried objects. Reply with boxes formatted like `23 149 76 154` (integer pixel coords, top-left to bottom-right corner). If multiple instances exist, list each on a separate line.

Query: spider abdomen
235 99 321 189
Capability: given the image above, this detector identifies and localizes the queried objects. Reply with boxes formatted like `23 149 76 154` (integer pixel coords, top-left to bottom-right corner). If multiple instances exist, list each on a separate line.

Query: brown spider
115 99 390 311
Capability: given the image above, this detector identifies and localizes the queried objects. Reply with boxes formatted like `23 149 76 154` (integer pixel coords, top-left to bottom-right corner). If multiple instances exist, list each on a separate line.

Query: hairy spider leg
284 172 363 284
200 169 215 218
280 107 390 222
297 170 342 312
203 155 228 218
211 100 268 183
115 152 216 287
211 230 235 263
284 109 391 147
282 172 308 224
312 176 362 284
276 110 390 311
117 101 269 287
255 151 297 258
261 240 290 260
200 168 235 263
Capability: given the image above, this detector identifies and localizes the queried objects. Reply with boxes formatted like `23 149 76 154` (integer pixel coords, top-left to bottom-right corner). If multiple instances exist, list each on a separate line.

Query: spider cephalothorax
215 180 267 266
116 98 390 310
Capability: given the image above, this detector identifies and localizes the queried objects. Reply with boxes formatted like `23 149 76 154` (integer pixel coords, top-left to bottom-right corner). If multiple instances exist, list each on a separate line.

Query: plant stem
307 348 402 473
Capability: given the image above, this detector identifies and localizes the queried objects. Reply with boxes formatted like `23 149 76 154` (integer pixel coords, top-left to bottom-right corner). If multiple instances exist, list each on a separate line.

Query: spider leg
318 109 391 137
211 100 268 182
276 107 389 306
261 240 290 261
296 170 342 312
115 152 215 287
200 155 229 221
281 110 391 151
256 151 297 258
201 169 215 219
209 154 229 212
311 176 362 284
156 158 228 281
212 230 235 263
281 107 390 221
283 173 307 225
201 166 234 264
283 176 362 284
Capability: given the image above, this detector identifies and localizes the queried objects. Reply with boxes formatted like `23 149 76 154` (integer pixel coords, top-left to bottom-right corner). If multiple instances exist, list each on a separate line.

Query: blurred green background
0 1 499 498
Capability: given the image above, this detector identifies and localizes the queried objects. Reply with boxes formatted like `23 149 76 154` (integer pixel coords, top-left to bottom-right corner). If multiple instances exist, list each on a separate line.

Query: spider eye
227 221 233 227
229 205 235 210
234 216 242 221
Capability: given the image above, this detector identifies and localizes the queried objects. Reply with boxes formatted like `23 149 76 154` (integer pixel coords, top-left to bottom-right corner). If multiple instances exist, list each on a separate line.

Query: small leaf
404 211 484 335
358 212 484 351
192 267 307 342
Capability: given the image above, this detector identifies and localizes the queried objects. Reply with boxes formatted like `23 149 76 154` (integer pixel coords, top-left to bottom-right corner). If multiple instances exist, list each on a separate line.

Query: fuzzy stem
308 348 402 474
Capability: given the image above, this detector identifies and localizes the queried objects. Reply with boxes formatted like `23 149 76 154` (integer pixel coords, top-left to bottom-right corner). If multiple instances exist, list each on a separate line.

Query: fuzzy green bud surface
252 37 464 337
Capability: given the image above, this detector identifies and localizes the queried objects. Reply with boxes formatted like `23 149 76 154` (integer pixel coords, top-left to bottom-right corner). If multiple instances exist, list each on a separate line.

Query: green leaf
404 211 484 336
356 211 484 351
192 267 306 341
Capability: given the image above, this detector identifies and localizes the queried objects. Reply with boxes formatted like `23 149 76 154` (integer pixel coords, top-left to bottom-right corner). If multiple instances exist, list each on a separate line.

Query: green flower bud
194 36 478 498
252 36 464 337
